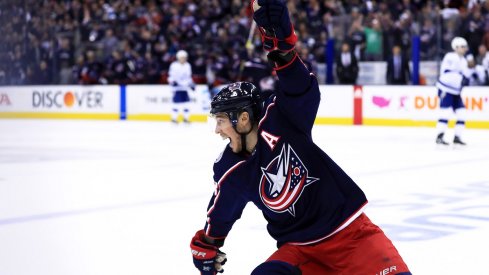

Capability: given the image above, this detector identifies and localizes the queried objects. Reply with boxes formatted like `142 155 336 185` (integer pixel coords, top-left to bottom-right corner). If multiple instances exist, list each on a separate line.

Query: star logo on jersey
259 144 319 216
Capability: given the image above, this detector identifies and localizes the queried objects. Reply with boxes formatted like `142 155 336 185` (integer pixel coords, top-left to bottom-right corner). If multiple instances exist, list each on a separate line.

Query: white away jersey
436 52 475 95
168 61 193 91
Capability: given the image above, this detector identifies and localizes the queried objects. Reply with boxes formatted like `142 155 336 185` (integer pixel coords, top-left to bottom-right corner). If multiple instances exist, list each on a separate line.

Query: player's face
214 114 232 137
178 56 187 63
455 46 468 56
212 113 243 153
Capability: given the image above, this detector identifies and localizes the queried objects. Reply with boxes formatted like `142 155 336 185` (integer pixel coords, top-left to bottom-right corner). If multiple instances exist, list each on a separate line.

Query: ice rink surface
0 119 488 275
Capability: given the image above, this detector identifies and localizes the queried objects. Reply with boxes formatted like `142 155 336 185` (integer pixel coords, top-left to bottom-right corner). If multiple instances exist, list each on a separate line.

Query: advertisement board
316 85 354 125
362 86 489 128
125 85 210 121
125 85 353 124
1 84 487 129
0 85 120 119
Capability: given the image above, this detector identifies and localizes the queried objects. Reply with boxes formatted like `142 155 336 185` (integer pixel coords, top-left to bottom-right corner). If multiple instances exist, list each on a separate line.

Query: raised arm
253 0 320 135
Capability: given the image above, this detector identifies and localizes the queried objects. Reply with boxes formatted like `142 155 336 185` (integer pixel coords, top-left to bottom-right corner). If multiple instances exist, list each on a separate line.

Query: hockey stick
246 20 257 53
237 19 257 81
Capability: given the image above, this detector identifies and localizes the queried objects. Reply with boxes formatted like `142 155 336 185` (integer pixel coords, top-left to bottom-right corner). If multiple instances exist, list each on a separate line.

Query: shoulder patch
215 150 224 163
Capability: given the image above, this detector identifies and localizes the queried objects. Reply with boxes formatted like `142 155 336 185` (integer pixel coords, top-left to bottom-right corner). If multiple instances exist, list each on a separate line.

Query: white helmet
451 37 468 51
176 50 188 59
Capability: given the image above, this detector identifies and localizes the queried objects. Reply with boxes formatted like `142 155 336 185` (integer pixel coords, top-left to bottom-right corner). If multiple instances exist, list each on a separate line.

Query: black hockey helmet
210 82 261 127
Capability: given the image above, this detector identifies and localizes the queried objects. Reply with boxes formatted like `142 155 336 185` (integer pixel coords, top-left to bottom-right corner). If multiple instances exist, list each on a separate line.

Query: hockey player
189 1 411 274
168 50 195 123
435 37 475 145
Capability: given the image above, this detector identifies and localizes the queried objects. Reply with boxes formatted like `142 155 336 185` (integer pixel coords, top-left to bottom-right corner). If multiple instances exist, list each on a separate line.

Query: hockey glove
267 50 298 70
252 0 297 52
171 81 178 87
190 230 227 274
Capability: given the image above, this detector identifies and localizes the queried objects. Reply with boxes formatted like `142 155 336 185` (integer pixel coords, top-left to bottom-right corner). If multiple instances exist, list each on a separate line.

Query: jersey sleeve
203 147 248 239
461 66 476 79
204 176 248 239
274 57 321 135
167 62 176 84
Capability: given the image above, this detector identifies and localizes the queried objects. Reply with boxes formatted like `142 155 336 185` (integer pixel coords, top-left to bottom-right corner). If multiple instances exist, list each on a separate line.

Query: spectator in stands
386 45 411 85
0 0 488 86
240 52 272 89
482 48 489 70
79 50 105 84
72 55 85 84
378 10 395 61
208 52 232 86
57 37 75 84
100 28 120 58
461 8 485 56
476 44 487 65
336 42 359 84
364 19 383 61
390 12 413 59
31 60 53 85
8 45 27 85
106 50 132 84
191 45 208 84
311 31 328 62
142 52 162 84
24 36 45 69
420 18 437 60
481 27 489 52
348 20 366 61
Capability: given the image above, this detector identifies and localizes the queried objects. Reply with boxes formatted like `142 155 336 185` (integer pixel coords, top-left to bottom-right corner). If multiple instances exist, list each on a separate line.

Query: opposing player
189 1 411 274
435 37 475 145
168 50 195 124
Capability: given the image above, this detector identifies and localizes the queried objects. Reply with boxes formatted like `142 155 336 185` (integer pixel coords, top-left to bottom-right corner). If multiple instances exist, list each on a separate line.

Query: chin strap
240 134 248 154
236 126 254 155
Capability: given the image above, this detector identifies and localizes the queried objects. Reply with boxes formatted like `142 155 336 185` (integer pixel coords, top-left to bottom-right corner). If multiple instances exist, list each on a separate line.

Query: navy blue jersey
204 58 367 247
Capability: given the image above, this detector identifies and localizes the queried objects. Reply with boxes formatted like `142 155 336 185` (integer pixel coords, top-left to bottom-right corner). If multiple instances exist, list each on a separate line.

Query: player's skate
453 136 466 146
436 133 449 145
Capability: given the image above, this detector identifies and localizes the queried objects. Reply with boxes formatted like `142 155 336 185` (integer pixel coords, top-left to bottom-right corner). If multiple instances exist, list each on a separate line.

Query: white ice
0 119 488 275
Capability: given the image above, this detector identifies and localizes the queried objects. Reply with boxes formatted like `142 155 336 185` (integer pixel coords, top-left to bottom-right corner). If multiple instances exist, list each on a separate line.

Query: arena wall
1 85 488 129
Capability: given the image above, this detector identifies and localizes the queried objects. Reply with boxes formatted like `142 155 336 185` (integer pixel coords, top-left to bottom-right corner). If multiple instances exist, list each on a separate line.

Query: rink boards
1 85 488 128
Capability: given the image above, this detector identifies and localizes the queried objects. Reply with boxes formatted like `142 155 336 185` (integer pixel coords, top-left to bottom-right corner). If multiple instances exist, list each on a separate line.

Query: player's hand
252 0 297 52
190 84 196 91
171 81 178 86
190 230 227 274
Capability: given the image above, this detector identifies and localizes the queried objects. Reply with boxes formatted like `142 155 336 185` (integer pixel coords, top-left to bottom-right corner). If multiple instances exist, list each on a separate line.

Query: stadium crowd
1 0 489 86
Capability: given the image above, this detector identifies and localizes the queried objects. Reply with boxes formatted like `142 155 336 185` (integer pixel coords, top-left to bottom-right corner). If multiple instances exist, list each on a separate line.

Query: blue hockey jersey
204 57 368 247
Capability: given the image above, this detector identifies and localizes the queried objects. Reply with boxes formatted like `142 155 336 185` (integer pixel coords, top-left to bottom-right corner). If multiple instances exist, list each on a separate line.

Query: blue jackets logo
259 144 319 216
